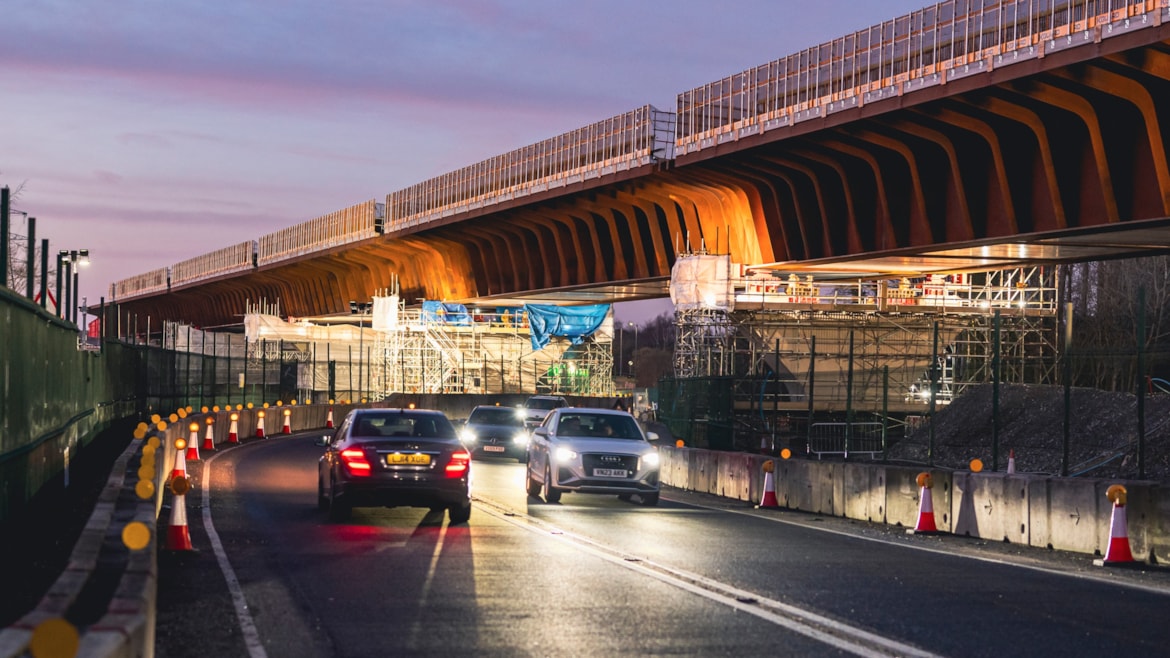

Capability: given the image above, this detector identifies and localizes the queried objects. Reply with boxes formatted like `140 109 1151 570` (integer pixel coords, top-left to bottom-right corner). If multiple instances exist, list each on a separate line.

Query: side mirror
315 435 331 447
532 426 548 438
645 431 659 442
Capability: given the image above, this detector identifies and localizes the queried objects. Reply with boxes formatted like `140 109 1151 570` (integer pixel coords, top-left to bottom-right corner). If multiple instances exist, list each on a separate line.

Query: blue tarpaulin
524 304 610 351
421 301 471 326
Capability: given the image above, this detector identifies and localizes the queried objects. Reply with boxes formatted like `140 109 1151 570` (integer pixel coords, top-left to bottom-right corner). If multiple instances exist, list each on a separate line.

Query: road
156 433 1170 657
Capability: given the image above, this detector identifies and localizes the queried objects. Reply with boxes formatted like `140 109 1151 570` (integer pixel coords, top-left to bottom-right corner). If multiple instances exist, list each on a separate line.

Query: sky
1 0 929 325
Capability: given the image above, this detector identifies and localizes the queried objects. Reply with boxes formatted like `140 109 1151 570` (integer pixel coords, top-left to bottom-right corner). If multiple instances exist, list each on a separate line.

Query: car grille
582 453 639 473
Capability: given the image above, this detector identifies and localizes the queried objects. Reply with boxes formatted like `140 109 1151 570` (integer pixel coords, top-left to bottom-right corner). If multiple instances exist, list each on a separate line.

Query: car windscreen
351 413 457 438
469 408 521 426
556 413 642 440
527 398 563 410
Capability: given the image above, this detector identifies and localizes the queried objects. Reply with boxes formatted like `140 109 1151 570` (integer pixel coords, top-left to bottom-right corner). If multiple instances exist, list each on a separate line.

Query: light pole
58 249 89 324
616 323 623 377
350 300 372 400
627 321 639 380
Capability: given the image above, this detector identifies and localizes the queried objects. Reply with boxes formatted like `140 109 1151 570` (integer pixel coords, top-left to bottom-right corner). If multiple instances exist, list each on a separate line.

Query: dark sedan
317 408 471 524
460 404 530 461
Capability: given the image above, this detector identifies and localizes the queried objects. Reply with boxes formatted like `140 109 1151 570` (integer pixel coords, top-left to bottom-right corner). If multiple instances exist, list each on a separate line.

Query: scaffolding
672 260 1060 414
367 301 616 398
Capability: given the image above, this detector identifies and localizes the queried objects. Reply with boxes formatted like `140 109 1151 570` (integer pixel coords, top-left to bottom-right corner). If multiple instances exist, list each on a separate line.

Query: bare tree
1062 256 1170 390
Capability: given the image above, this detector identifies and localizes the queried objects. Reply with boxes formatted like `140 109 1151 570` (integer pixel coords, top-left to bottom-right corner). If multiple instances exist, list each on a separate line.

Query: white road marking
202 451 268 658
475 498 940 658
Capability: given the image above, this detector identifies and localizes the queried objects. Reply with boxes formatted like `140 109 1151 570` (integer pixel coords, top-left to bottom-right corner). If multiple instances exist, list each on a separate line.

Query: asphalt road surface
155 433 1170 657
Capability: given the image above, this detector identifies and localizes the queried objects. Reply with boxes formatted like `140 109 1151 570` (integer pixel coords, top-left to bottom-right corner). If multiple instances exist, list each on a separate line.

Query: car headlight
515 408 526 420
554 447 578 464
460 429 476 443
642 451 660 468
512 432 530 446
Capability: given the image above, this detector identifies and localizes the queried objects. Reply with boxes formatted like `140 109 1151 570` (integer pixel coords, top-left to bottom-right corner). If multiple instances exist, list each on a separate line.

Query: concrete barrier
0 403 345 658
656 446 1170 562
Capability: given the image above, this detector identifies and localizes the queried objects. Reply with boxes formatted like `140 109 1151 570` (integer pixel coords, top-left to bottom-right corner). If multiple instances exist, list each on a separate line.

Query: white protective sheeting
371 294 400 331
670 254 734 311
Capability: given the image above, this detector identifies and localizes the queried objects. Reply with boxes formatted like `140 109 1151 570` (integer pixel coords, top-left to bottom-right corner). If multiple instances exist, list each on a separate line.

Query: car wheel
327 484 351 522
448 503 471 525
617 494 633 502
542 464 562 504
525 465 542 497
639 492 660 507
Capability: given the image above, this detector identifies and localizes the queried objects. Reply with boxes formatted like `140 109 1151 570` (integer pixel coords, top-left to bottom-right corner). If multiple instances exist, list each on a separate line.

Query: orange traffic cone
170 440 188 483
165 479 194 551
282 409 292 435
1007 449 1016 474
255 411 266 438
185 423 200 461
757 461 779 508
908 472 939 534
1095 485 1135 566
203 421 215 452
326 407 335 429
227 413 239 444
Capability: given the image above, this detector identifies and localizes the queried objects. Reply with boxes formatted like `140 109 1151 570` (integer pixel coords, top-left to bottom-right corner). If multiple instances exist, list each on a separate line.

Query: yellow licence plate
387 452 431 465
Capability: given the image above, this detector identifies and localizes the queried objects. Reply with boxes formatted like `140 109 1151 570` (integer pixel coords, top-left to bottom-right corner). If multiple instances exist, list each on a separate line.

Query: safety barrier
807 422 885 458
657 445 1169 563
0 403 352 658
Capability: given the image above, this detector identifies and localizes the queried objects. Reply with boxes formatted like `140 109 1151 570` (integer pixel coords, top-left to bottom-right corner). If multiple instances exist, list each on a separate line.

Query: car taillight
340 448 372 476
445 448 471 478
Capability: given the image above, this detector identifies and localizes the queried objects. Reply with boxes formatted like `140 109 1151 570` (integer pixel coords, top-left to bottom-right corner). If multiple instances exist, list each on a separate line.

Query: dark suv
520 395 568 430
461 405 529 461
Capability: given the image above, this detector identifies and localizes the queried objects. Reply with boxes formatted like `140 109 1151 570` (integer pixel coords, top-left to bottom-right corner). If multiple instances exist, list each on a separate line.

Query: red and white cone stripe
282 413 292 435
911 485 938 534
170 446 187 483
227 418 239 444
256 415 266 438
759 470 779 508
203 424 215 452
1101 502 1135 564
326 408 335 429
186 428 200 461
166 492 194 551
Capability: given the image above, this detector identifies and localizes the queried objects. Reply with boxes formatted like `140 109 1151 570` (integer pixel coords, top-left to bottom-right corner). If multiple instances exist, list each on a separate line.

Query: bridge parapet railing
258 199 380 266
110 267 169 302
171 240 254 288
385 105 676 231
677 0 1167 154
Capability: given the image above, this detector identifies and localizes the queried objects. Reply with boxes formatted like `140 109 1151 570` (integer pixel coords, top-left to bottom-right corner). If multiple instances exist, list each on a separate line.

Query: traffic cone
326 407 335 429
908 472 939 534
227 414 239 444
203 421 215 452
1007 450 1016 474
170 441 188 483
165 479 194 551
281 410 292 435
185 424 200 461
1095 485 1135 565
757 461 779 508
256 411 266 438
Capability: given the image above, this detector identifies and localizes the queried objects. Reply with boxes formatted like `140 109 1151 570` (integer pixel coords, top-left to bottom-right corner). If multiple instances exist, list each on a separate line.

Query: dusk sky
1 0 928 324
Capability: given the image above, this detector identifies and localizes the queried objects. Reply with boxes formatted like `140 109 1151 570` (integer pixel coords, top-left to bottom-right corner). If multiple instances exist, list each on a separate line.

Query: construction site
661 254 1061 454
153 255 1061 457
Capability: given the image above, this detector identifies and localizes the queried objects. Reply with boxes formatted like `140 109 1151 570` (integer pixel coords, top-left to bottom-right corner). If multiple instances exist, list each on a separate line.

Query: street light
627 321 639 380
58 249 89 324
350 301 372 401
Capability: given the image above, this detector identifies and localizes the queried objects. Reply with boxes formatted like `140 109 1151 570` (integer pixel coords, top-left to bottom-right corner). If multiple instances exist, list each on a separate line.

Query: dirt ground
887 383 1170 481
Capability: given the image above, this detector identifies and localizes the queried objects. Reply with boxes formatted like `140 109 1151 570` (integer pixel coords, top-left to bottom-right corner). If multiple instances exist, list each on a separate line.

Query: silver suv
519 395 568 430
525 407 661 506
